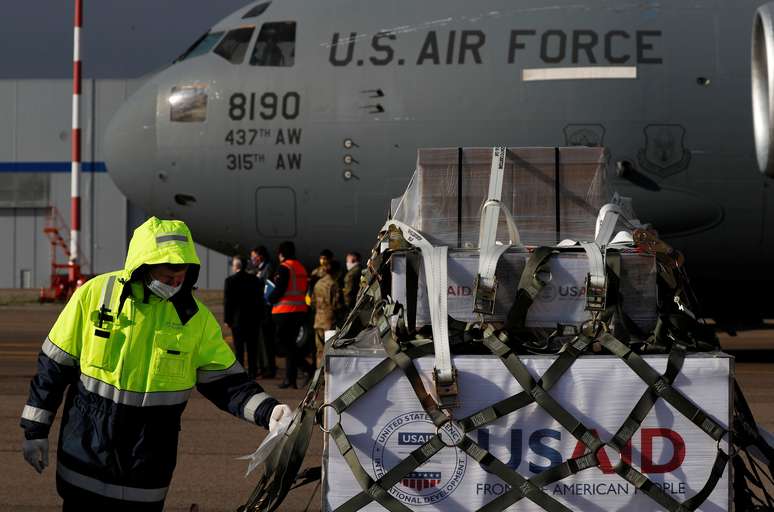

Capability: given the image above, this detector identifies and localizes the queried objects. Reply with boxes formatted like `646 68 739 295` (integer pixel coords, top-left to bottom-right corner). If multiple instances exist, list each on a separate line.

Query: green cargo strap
336 434 445 512
482 334 604 453
457 436 572 512
598 333 727 441
241 402 317 511
734 379 774 461
459 336 592 432
504 246 554 333
615 462 690 512
458 391 532 432
324 334 449 512
661 311 719 352
330 358 398 413
601 251 623 328
325 341 435 422
334 235 391 346
597 333 729 511
457 336 603 511
405 251 420 333
382 332 447 426
682 448 730 509
609 345 686 452
331 423 374 491
480 451 599 512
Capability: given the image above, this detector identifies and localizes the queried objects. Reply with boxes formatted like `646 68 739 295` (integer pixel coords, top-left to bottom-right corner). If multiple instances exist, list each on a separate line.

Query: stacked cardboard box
392 147 608 247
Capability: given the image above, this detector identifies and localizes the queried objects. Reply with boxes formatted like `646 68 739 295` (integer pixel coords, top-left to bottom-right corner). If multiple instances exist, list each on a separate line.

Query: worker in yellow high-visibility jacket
20 217 290 511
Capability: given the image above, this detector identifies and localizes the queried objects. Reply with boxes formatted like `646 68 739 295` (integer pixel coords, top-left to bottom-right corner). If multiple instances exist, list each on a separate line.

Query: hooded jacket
20 217 277 504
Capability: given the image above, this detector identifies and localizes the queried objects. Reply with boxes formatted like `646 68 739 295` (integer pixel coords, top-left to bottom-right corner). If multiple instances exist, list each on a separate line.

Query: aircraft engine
753 3 774 177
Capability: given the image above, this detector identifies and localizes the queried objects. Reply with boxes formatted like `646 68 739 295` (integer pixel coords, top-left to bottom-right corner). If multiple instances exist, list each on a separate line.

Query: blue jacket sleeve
195 307 278 428
21 344 80 439
21 288 85 440
197 375 278 428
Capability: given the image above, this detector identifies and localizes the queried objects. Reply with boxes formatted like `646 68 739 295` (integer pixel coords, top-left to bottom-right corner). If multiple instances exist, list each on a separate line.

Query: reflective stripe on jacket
20 217 278 504
272 259 309 314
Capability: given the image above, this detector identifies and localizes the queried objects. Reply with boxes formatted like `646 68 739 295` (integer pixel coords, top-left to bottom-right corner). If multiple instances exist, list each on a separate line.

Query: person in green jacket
20 217 290 511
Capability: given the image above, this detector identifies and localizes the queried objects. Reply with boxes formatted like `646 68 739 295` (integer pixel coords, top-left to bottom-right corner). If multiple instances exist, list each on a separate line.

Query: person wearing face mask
20 217 290 511
308 249 333 296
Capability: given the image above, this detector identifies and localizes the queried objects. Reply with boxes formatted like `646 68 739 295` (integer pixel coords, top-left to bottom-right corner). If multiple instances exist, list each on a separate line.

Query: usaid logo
372 412 467 505
477 427 686 474
399 432 436 445
537 284 590 303
447 285 472 297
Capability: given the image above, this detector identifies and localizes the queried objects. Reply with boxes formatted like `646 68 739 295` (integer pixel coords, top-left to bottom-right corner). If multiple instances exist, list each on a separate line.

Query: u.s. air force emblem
372 412 467 505
563 124 605 147
637 124 691 177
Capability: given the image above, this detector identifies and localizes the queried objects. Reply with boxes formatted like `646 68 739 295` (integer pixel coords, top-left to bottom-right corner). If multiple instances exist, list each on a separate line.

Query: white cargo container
390 249 658 332
322 349 731 511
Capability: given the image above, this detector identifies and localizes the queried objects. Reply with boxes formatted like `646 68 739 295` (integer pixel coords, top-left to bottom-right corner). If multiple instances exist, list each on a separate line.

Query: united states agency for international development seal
371 411 467 506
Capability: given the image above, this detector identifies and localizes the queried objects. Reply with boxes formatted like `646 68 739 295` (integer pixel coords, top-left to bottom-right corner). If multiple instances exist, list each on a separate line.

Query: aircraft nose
104 83 157 206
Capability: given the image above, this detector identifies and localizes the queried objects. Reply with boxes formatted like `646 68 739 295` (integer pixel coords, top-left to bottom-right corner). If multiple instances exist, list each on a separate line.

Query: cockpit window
214 27 255 64
177 31 224 62
169 85 208 123
242 2 271 19
250 22 296 67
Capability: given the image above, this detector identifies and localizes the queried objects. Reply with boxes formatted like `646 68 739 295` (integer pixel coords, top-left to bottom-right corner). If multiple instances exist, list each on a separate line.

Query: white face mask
346 261 358 271
147 279 182 300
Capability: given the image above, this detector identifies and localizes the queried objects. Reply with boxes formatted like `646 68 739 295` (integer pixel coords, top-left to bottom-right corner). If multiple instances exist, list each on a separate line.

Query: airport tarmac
1 299 773 511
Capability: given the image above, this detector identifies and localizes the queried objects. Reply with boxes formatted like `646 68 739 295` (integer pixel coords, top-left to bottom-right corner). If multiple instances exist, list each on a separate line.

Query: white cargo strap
580 241 607 313
381 220 456 402
594 204 623 246
597 195 645 246
475 147 523 315
610 193 644 228
571 201 644 313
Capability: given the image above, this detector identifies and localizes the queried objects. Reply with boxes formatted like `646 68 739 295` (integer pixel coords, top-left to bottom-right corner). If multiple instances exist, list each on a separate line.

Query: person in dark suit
248 245 277 378
224 256 264 379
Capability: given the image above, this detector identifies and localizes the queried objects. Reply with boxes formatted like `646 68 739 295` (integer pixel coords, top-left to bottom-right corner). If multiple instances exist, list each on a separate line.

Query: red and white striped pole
69 0 82 281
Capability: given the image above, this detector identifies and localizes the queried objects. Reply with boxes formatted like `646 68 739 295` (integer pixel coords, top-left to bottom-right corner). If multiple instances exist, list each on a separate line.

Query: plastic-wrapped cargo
322 344 732 512
241 145 764 512
391 147 609 247
391 248 658 332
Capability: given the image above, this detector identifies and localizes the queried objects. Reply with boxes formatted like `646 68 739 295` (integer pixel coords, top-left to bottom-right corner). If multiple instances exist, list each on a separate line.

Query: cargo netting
239 147 774 512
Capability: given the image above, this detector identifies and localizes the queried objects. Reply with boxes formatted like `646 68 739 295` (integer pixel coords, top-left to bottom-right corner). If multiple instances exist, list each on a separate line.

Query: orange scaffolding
39 207 91 302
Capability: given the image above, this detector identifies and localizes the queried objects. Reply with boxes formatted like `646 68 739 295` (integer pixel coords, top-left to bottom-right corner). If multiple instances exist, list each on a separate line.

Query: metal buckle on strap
585 273 607 312
473 274 498 315
387 224 411 251
433 367 460 410
316 403 341 433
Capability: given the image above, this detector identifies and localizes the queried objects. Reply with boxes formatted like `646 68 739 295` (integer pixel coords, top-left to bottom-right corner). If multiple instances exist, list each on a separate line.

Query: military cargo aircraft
104 0 774 320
